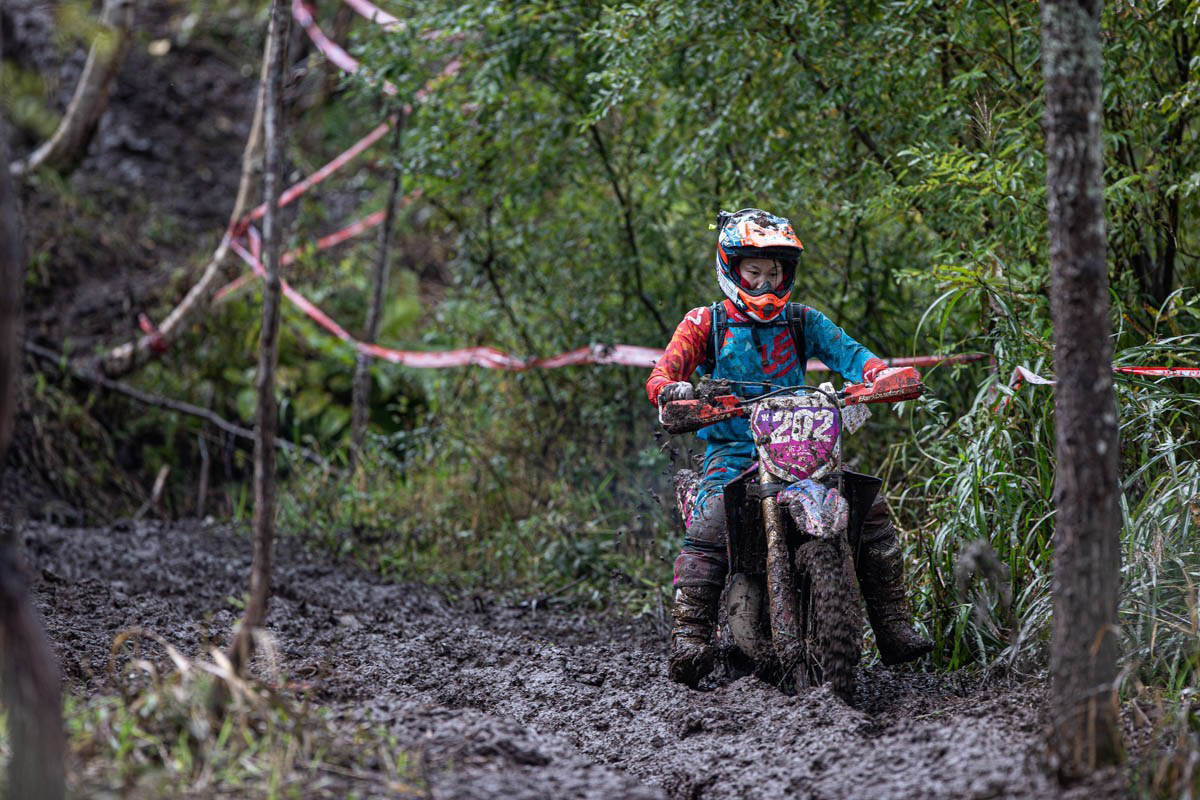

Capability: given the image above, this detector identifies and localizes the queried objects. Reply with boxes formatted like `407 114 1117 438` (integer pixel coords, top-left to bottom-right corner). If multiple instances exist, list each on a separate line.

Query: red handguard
659 394 745 435
843 366 924 405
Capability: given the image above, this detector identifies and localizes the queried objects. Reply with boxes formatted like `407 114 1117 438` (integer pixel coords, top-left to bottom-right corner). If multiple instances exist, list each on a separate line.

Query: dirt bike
659 367 923 698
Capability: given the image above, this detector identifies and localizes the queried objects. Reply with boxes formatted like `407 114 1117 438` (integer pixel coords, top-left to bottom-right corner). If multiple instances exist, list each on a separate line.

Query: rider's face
738 258 784 291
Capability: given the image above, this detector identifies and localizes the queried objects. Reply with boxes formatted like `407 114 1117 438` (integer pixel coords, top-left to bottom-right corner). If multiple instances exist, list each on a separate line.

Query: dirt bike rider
647 208 933 687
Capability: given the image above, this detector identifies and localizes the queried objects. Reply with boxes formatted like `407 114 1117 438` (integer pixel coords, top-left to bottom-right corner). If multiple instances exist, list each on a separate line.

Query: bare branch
24 342 325 466
9 0 135 178
350 117 404 471
97 16 273 378
229 0 290 676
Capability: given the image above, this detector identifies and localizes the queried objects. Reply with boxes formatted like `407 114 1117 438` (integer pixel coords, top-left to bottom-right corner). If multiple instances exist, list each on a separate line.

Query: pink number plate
749 400 841 482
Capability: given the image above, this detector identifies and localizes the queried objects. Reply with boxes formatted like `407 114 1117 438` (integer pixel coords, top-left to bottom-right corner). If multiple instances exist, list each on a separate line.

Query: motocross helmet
715 208 804 322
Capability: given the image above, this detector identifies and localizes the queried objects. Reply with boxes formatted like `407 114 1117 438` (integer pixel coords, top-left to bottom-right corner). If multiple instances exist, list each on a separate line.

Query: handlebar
658 366 924 435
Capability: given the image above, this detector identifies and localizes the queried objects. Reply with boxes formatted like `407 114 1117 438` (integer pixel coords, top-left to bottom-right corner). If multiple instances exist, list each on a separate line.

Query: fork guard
723 467 883 574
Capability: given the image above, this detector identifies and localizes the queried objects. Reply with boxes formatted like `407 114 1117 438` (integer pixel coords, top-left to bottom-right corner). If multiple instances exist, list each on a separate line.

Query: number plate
749 398 841 482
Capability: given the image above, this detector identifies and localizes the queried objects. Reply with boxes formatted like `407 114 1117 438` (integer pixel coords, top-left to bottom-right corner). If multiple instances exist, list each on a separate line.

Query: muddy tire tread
795 539 862 700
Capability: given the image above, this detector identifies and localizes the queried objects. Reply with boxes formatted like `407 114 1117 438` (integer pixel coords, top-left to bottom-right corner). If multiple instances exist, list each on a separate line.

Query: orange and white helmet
714 208 804 322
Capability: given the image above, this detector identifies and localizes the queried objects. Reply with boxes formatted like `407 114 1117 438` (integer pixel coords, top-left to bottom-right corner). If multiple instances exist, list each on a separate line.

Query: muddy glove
862 357 888 383
658 382 695 405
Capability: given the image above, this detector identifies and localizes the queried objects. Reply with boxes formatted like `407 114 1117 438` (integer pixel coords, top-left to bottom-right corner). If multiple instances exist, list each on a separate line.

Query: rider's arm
804 308 886 383
646 306 712 405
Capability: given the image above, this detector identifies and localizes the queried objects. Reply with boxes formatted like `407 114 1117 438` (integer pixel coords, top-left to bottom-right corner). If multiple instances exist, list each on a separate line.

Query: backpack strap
701 301 726 375
787 302 808 367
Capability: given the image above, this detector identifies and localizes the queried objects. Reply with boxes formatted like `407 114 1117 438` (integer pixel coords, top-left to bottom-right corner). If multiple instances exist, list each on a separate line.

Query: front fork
761 468 804 681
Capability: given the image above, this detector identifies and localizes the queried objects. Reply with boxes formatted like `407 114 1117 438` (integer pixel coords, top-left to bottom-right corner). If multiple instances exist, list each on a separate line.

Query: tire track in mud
28 521 1126 800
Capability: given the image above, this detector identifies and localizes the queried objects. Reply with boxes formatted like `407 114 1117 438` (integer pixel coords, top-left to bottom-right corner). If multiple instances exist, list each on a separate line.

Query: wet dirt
26 519 1131 800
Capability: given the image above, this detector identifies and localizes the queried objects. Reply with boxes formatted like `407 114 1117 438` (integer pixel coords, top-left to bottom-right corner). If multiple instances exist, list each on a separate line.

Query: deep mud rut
27 520 1128 800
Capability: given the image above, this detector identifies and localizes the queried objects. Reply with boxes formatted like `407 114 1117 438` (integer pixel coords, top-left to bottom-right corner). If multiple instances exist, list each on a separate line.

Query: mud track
28 520 1126 799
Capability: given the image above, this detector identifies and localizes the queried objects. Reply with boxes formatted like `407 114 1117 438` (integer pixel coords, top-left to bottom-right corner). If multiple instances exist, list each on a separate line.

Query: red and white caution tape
293 0 461 104
232 229 357 345
1007 364 1200 391
228 216 1200 376
339 0 401 28
292 0 374 80
239 119 393 230
1115 365 1200 379
534 344 662 369
888 353 991 368
226 228 1011 371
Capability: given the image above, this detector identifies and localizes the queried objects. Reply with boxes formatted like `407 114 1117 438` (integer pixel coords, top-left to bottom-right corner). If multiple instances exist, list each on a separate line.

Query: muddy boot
667 584 720 687
857 537 933 666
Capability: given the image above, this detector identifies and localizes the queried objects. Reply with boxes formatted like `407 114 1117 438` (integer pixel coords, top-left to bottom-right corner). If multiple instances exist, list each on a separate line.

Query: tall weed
901 284 1200 682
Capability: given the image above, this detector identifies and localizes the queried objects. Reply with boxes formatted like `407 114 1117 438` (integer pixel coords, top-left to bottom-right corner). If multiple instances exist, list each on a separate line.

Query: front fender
778 479 848 539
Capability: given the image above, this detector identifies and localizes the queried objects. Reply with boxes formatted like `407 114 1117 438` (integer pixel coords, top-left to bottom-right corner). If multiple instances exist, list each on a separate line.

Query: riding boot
856 525 933 666
667 583 721 687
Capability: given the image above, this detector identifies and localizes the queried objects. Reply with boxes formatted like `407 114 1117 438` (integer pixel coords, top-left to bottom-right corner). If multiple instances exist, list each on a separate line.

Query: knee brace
674 494 728 588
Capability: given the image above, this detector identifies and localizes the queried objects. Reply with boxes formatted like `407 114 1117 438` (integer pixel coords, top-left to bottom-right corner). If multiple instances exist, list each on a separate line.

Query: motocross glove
659 381 695 404
862 357 888 383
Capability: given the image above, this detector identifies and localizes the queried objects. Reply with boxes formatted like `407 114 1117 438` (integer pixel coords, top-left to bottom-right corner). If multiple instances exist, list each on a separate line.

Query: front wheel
795 538 862 700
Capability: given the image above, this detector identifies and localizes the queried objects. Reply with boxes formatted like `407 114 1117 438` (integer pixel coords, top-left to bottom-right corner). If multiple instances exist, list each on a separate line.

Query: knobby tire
795 539 862 701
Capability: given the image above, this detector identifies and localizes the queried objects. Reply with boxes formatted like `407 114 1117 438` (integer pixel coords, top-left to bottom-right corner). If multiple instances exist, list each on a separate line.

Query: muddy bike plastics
661 368 924 698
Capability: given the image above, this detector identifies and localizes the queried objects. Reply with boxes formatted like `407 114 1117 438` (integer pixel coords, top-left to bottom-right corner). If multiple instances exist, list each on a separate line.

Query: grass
44 630 424 799
273 391 681 618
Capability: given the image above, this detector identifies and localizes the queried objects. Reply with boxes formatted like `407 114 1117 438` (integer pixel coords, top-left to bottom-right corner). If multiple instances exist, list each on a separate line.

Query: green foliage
0 61 59 140
279 406 677 615
52 633 421 798
248 0 1200 678
892 279 1200 682
37 0 1199 689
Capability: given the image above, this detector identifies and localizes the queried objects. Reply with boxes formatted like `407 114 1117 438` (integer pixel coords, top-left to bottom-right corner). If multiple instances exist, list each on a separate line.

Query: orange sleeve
646 306 712 405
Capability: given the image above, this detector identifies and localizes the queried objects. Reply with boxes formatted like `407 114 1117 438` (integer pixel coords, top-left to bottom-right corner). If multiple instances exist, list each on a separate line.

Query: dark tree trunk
1041 0 1123 777
229 0 289 674
349 118 404 472
0 99 66 800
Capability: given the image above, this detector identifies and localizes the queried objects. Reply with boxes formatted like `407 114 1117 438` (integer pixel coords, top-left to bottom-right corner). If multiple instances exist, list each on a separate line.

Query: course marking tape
1115 366 1200 379
226 232 1025 372
239 119 393 229
293 0 374 79
229 220 1200 376
1006 364 1200 392
232 230 357 344
340 0 401 27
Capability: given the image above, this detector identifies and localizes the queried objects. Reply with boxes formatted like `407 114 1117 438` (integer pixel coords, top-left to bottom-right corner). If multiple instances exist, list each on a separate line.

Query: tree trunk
228 0 289 675
0 98 66 800
8 0 135 178
1041 0 1123 777
349 118 404 471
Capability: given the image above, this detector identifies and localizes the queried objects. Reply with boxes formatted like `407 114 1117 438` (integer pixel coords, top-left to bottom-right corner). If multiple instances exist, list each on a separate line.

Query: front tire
795 538 862 700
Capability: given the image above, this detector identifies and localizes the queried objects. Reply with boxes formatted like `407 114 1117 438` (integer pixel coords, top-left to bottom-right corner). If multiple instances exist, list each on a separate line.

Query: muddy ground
26 519 1131 800
2 4 1139 795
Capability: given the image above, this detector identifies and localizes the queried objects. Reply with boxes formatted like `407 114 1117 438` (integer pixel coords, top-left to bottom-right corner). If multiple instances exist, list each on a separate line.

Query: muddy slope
29 520 1127 800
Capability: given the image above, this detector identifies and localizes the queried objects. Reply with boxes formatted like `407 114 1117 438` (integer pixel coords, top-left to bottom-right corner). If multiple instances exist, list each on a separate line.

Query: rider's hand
659 381 695 404
862 357 888 383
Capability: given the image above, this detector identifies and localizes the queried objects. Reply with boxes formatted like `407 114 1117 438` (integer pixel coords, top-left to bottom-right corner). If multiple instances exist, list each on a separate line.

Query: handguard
659 394 745 435
843 366 924 405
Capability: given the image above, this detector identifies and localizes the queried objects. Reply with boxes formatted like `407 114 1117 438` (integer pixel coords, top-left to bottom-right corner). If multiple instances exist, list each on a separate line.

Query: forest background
4 0 1200 785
